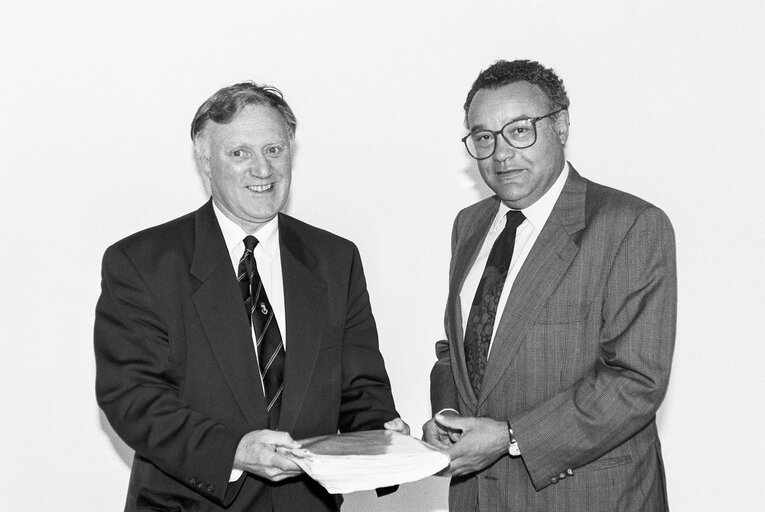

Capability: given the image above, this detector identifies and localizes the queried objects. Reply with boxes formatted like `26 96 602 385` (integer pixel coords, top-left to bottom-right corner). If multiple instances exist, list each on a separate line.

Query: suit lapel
478 167 587 409
449 199 500 408
276 215 328 433
190 201 268 429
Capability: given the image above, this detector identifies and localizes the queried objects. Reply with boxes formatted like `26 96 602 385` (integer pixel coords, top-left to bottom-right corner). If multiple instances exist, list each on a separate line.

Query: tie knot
505 210 525 230
243 235 259 252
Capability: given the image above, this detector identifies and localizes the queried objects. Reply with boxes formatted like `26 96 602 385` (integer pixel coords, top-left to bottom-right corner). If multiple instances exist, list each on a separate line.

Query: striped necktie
238 235 285 427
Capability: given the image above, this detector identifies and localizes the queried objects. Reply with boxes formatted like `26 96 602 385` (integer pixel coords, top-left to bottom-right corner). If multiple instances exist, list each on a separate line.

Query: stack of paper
286 430 449 494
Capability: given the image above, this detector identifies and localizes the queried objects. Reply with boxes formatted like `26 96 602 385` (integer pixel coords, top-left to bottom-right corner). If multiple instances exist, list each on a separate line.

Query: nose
248 154 272 178
493 136 516 162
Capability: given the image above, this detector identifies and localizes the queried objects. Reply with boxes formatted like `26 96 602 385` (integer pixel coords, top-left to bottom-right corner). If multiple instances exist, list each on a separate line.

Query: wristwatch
507 422 520 457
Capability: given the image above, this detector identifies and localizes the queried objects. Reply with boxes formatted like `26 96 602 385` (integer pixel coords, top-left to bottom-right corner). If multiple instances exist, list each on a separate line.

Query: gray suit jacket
431 166 676 511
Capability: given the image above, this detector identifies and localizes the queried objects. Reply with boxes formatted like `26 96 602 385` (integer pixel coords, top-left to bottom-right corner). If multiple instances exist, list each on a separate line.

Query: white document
286 430 449 494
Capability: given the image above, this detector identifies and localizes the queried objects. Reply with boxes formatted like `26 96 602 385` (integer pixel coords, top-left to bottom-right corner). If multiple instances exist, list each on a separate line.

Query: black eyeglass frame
461 108 566 160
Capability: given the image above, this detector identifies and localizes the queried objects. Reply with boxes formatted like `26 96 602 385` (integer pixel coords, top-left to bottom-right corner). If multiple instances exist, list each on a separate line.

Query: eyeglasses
462 108 565 160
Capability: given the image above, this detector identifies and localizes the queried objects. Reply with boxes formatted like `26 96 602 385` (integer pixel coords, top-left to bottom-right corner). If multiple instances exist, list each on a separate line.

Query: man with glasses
95 82 408 511
423 60 676 511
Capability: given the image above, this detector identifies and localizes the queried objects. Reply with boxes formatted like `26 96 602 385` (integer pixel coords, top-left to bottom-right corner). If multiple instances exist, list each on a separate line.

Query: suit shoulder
454 196 499 225
279 213 357 252
103 209 196 262
584 179 672 228
457 196 498 216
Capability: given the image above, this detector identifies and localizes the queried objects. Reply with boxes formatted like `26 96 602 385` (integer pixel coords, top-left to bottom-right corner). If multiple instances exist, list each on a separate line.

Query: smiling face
198 104 293 233
467 81 569 209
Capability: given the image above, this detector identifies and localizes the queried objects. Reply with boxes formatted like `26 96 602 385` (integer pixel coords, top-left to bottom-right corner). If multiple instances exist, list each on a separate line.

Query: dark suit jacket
431 166 676 511
95 200 398 511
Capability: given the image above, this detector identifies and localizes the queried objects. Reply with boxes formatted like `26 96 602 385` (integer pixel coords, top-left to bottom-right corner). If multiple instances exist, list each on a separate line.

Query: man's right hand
233 430 304 481
422 410 462 451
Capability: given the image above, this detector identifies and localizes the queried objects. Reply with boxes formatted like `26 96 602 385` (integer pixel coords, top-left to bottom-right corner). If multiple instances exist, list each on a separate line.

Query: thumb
266 431 301 449
435 412 464 431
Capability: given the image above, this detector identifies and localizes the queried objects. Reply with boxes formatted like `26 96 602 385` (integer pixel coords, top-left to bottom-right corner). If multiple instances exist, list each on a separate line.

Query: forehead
205 104 290 146
467 81 550 129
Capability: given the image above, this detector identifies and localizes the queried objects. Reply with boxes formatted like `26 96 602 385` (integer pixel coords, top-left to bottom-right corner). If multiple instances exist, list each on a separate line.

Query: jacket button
551 476 558 483
566 468 574 476
207 485 215 493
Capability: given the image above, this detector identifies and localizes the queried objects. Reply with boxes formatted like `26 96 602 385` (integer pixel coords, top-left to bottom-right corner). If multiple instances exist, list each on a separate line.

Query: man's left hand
383 417 411 436
435 413 509 476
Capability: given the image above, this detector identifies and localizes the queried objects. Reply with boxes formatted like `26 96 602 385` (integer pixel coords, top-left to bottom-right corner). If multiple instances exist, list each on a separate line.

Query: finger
269 470 302 482
435 412 465 431
444 456 475 477
449 467 470 477
422 432 441 447
262 431 301 449
277 446 311 458
443 462 466 477
272 453 304 472
384 418 411 435
424 431 453 450
422 423 444 443
422 419 443 436
383 418 402 431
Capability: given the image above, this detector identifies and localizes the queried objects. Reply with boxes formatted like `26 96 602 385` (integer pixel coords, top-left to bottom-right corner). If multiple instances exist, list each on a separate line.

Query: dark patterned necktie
464 210 526 396
238 235 285 427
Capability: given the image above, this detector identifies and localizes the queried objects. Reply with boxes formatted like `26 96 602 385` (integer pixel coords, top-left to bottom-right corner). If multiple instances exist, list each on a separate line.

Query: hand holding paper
234 430 304 482
422 411 462 451
383 417 411 436
285 430 449 493
431 414 510 477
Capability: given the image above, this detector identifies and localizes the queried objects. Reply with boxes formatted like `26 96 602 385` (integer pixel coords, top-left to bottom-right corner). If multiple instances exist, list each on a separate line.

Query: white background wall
1 1 762 510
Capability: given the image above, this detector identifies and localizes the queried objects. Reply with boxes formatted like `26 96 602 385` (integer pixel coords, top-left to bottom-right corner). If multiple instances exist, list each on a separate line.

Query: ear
195 150 212 178
554 109 570 146
192 132 212 177
200 155 211 176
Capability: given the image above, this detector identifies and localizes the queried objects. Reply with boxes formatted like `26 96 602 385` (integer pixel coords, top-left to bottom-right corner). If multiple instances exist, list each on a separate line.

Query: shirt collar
494 161 570 230
212 200 280 261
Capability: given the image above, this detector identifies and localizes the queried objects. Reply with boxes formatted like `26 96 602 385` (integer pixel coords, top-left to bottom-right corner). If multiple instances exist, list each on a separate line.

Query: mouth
246 184 274 193
496 168 524 178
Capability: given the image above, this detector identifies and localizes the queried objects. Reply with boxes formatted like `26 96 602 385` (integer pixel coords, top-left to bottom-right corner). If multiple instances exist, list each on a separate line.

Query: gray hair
191 81 297 159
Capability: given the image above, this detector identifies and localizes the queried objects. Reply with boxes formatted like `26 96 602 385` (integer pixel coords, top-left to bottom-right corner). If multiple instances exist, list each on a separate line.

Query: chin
497 189 527 204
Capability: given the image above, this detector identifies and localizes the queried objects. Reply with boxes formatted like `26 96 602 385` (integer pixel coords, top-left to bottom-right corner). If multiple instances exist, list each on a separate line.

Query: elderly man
424 60 676 511
95 82 408 512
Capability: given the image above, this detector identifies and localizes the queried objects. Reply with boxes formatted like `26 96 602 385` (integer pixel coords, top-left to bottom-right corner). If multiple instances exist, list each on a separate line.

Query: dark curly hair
190 82 297 157
463 60 569 124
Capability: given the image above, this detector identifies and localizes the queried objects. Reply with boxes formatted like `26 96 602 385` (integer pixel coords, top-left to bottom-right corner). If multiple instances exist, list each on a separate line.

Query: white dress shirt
459 163 569 357
212 204 287 356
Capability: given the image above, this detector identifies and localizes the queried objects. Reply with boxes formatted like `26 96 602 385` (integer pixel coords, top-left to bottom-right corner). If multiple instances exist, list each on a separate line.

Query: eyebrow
469 114 533 133
222 138 289 150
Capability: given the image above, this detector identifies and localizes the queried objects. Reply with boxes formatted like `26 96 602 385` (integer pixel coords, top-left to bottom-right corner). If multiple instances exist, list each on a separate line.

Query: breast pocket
528 302 594 392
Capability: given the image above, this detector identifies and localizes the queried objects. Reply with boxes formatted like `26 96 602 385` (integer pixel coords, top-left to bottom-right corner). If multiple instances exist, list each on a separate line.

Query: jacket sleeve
337 244 399 432
510 206 677 490
430 214 462 415
94 243 244 505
